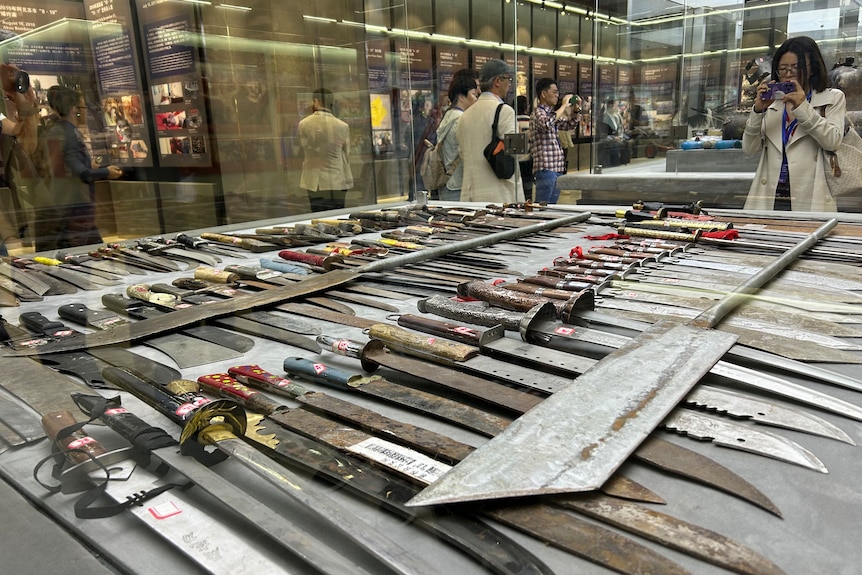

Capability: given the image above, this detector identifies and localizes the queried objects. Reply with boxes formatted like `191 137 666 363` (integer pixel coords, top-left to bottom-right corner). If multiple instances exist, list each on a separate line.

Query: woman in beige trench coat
742 36 845 212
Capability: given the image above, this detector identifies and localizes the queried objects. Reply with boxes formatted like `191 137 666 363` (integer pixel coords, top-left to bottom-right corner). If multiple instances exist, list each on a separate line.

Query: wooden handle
41 410 107 464
367 324 479 361
197 373 282 416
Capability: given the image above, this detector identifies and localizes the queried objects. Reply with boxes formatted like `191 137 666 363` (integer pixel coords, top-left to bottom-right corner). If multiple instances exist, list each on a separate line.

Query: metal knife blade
212 315 321 353
662 410 829 472
237 310 322 335
142 332 245 368
181 325 255 353
685 385 855 444
0 261 52 295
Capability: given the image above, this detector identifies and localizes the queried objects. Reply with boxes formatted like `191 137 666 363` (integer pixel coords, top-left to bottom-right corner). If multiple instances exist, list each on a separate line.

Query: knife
58 303 131 331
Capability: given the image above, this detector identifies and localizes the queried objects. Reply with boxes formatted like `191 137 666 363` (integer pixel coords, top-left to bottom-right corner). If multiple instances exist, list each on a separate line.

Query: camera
761 81 795 100
14 70 29 94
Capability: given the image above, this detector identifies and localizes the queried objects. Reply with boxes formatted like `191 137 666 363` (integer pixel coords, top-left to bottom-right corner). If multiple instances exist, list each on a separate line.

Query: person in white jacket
742 35 845 212
457 59 524 204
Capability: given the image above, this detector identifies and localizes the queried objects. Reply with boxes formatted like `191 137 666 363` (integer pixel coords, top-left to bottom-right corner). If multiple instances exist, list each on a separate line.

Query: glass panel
3 0 862 257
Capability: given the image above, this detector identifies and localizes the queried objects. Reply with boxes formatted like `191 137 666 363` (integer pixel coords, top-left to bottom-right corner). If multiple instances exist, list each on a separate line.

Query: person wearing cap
457 59 525 203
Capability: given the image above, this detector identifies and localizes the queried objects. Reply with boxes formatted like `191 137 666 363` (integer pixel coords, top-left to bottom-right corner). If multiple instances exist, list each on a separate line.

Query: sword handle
316 335 368 359
277 249 343 270
194 266 239 284
520 275 595 291
41 410 108 464
366 324 479 362
102 367 209 423
174 233 207 249
71 394 177 450
282 357 363 389
616 227 702 243
197 373 285 416
498 282 574 301
228 365 309 399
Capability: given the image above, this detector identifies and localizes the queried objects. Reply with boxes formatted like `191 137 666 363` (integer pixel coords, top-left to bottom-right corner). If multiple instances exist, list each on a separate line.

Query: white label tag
349 437 452 484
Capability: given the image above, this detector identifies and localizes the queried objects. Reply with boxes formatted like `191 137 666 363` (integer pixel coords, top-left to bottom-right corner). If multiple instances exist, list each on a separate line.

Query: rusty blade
551 493 787 575
633 437 782 517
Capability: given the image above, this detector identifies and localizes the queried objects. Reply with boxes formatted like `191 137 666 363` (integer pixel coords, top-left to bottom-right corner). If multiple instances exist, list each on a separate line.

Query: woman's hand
782 79 806 110
106 165 124 179
753 80 773 112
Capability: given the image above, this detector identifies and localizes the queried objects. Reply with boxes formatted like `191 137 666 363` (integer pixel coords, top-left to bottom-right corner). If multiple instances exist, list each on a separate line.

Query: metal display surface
1 202 862 575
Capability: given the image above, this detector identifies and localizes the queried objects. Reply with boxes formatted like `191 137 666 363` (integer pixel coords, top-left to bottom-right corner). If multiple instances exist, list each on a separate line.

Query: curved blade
662 410 828 473
686 385 855 444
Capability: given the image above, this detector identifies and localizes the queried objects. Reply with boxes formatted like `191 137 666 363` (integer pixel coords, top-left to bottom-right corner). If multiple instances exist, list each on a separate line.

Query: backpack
420 110 459 191
420 140 456 191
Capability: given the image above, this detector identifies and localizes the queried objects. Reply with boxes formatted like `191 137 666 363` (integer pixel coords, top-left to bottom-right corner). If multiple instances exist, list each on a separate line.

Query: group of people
423 59 581 205
1 64 124 254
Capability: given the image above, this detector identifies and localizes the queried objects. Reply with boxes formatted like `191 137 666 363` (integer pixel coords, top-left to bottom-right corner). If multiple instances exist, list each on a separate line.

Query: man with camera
528 77 580 204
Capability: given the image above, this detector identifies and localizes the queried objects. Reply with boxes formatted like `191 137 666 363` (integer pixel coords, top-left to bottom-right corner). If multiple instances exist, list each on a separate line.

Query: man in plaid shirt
528 78 581 204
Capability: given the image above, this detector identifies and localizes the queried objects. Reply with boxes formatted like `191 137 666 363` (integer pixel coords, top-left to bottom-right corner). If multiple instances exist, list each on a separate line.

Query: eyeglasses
778 65 798 75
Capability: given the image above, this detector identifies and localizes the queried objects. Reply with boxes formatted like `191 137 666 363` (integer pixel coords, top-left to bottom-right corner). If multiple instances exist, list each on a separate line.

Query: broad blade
143 333 245 368
181 324 255 353
408 322 738 505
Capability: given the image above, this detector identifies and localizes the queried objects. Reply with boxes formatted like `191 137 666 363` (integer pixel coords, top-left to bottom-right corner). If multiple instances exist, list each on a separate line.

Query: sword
40 408 295 574
101 367 556 575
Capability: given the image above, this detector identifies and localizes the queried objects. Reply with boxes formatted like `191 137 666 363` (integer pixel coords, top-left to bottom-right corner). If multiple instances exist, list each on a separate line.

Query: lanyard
780 89 812 148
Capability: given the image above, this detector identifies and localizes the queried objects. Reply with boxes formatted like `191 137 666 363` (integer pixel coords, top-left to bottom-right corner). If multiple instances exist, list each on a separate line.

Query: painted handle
197 373 282 416
315 335 365 359
227 365 309 399
277 250 342 270
282 357 354 388
41 410 107 464
126 284 182 309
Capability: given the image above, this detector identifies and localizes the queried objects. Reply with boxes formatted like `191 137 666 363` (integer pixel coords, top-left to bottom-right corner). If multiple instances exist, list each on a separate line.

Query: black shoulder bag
483 103 516 179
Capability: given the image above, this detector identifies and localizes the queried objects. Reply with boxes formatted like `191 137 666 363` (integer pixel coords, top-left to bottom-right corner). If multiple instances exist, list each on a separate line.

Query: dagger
39 409 296 574
32 256 125 284
101 367 557 575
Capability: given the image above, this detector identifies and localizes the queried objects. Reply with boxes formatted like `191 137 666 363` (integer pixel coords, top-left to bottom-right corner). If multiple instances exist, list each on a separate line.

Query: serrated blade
662 410 828 473
686 385 855 444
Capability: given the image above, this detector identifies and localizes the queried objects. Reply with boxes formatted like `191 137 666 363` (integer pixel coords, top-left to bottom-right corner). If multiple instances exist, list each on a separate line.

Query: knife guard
197 373 283 416
366 323 479 362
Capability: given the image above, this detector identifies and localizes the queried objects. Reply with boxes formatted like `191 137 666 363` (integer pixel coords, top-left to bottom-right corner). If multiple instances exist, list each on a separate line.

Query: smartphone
761 81 795 100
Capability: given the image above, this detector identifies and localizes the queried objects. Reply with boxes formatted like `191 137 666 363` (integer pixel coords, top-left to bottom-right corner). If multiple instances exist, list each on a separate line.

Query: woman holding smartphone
742 35 845 211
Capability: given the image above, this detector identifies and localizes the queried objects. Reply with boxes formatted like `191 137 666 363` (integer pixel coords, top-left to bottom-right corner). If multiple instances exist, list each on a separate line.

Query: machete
101 367 556 575
409 218 838 506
